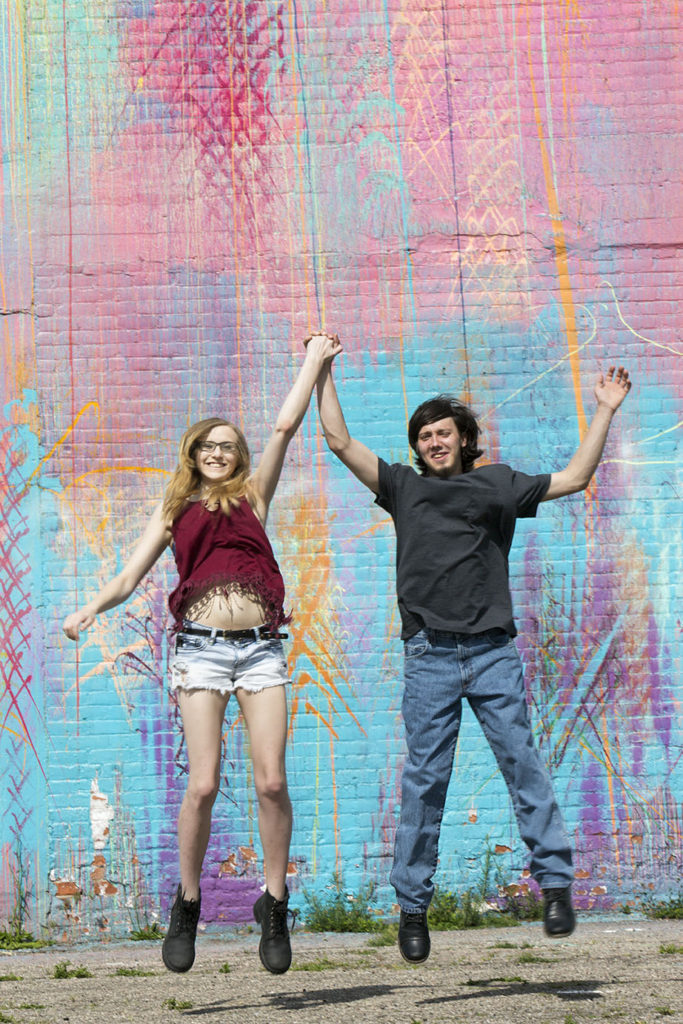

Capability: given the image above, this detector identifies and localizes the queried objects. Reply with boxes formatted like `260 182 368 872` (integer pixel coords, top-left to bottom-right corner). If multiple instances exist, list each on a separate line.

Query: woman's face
193 425 242 486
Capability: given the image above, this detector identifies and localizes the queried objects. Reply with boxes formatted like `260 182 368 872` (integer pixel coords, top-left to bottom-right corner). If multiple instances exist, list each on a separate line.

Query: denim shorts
169 621 290 695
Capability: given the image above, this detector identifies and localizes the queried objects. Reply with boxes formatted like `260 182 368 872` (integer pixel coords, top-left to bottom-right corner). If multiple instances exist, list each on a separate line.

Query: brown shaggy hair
408 395 484 475
162 417 254 523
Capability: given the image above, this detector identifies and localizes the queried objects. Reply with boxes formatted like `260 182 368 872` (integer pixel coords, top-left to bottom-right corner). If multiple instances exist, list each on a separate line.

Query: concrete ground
0 917 681 1024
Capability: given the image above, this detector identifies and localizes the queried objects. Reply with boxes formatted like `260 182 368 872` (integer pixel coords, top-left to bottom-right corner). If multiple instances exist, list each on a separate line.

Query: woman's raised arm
250 334 342 521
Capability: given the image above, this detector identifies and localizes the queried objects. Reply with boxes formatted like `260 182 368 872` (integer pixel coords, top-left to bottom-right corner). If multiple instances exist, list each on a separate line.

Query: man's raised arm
314 345 380 494
543 365 632 501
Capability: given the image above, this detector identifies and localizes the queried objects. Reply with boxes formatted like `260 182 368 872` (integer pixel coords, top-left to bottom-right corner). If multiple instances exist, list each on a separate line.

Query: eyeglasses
197 441 239 455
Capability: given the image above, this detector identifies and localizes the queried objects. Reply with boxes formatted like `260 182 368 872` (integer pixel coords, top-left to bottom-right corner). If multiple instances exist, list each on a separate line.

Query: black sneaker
253 887 291 974
162 884 201 973
398 909 430 963
543 886 576 938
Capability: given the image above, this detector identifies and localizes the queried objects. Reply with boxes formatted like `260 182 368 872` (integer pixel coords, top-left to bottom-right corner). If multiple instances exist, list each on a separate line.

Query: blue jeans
390 628 573 912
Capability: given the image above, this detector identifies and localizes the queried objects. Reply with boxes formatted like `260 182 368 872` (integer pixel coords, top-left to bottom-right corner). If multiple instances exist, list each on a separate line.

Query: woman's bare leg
236 685 292 899
176 688 230 899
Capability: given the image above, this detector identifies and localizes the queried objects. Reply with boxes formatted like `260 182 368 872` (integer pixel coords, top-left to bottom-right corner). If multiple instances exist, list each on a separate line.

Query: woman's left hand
303 332 342 362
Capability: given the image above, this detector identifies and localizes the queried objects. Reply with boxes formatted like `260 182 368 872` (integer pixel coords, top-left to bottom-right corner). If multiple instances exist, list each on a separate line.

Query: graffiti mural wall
1 0 680 937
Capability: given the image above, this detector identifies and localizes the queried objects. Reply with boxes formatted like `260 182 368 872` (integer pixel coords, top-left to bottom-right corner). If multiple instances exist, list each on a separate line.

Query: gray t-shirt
375 460 550 639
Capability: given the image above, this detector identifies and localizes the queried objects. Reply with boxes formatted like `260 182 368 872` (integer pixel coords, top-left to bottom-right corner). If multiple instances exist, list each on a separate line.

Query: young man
314 347 631 963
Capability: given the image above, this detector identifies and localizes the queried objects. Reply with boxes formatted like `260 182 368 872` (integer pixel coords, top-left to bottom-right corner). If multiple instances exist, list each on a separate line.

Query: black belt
181 623 288 641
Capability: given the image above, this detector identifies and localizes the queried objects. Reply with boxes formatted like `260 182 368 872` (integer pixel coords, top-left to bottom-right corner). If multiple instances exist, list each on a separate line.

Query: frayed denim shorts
169 620 290 695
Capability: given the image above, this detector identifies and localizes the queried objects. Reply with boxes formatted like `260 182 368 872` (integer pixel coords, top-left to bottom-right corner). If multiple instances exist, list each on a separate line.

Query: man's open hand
594 365 632 411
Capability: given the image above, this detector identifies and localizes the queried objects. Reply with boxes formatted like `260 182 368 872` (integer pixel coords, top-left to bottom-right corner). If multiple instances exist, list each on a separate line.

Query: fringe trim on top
169 570 291 634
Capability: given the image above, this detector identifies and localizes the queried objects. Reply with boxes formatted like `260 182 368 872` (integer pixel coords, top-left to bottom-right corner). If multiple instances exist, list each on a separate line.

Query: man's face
416 416 466 478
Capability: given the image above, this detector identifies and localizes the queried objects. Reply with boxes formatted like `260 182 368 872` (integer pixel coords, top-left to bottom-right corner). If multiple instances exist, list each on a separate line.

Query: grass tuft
0 929 51 951
303 873 383 933
429 886 517 930
499 887 544 922
292 956 339 972
163 996 193 1010
130 922 164 941
517 951 553 964
642 893 683 920
366 923 398 947
53 961 93 979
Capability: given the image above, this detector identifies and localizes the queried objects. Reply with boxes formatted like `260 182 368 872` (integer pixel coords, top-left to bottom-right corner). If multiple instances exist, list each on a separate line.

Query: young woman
63 334 342 975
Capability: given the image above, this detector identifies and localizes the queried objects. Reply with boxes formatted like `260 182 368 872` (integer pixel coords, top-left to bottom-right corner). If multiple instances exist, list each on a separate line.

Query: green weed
130 921 164 941
0 929 51 951
500 886 544 922
303 873 383 933
517 951 553 964
0 1011 15 1023
292 956 339 972
114 966 155 977
163 996 193 1010
0 975 20 982
218 962 231 974
429 885 511 930
53 961 93 979
642 893 683 920
5 839 31 939
366 923 398 947
655 1009 674 1017
659 942 682 955
432 842 544 928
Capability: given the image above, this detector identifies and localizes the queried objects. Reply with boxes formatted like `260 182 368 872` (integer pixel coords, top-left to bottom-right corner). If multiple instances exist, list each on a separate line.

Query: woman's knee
185 772 220 807
255 769 289 805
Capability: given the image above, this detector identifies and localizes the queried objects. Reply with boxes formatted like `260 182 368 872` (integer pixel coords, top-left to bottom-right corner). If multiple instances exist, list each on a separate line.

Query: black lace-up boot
253 886 291 974
162 884 201 973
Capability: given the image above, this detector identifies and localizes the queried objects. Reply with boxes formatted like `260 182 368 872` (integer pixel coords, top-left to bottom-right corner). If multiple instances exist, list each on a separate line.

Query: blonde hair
162 417 254 523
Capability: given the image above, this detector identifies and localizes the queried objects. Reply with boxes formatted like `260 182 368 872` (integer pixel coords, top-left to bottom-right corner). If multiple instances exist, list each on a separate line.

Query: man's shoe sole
398 946 430 964
544 923 576 938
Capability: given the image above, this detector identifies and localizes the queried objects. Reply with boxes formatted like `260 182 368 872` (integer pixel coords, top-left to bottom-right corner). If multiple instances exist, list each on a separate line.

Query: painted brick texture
0 1 680 937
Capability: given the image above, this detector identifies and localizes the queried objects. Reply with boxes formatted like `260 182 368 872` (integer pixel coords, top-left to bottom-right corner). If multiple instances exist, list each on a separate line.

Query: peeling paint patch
90 779 115 850
53 878 82 901
91 853 118 897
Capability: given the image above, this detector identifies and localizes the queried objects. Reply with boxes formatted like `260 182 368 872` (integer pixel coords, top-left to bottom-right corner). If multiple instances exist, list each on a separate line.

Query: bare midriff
183 585 267 631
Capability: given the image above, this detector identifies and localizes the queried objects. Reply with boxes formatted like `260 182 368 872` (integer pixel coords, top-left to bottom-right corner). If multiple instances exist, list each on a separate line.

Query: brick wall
1 0 680 937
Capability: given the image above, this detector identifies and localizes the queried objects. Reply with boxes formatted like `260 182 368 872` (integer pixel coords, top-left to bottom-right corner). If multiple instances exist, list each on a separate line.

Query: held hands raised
303 332 342 362
594 366 632 411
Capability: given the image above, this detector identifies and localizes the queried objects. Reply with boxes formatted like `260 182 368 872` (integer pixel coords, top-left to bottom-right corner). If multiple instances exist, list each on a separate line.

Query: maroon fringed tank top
168 499 288 630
